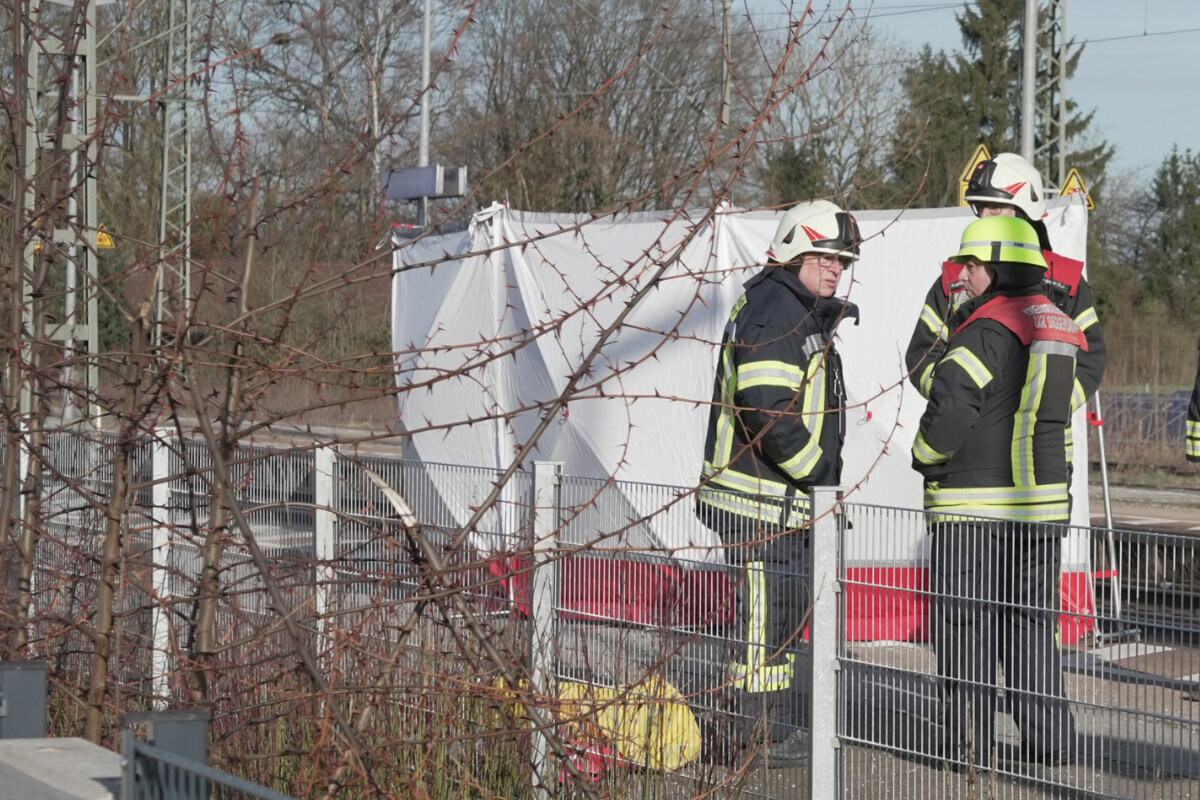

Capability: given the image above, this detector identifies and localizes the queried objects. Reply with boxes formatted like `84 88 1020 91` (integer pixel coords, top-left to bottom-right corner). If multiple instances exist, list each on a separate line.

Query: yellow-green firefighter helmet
947 216 1047 269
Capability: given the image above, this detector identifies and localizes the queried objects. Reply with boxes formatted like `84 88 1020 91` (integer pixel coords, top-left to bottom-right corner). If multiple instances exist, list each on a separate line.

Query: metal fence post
0 660 48 738
120 725 138 800
16 420 27 532
150 431 173 708
16 422 31 656
531 461 562 800
314 446 337 650
123 709 210 765
123 709 211 800
809 486 843 799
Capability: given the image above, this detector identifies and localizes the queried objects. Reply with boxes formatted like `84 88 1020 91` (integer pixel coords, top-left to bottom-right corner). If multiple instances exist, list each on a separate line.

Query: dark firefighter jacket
1188 338 1200 462
905 252 1105 410
698 267 858 531
911 290 1086 524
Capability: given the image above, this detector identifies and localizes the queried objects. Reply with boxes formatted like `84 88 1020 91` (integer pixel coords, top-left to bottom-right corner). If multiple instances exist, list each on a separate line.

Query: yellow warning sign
1060 168 1093 210
958 144 992 207
97 225 115 249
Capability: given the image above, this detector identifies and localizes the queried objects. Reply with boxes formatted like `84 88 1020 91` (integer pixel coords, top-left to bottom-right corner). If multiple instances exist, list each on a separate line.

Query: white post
18 422 32 651
1021 0 1038 163
418 0 431 227
17 420 28 532
1056 1 1069 188
809 486 843 799
150 431 173 707
314 446 337 648
531 461 561 800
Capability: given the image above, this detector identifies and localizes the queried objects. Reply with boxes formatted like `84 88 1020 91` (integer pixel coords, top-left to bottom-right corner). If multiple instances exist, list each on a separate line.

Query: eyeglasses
805 253 852 269
971 201 1015 218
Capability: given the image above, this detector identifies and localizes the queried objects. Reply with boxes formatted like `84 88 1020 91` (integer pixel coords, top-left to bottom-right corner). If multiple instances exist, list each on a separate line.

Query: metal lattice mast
155 0 193 348
18 0 102 424
1023 0 1069 193
1036 0 1068 193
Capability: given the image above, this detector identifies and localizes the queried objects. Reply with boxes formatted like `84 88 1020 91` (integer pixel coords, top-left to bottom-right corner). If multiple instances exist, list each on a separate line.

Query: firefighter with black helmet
905 152 1106 408
698 199 860 766
913 216 1083 769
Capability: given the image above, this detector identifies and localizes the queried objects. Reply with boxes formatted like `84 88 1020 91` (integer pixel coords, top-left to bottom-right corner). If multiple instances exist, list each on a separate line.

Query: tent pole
1091 389 1137 642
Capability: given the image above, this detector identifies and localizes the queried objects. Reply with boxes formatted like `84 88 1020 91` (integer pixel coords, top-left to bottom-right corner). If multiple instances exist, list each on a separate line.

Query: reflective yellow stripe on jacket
941 346 993 389
919 302 948 341
702 342 828 525
697 477 811 528
923 483 1071 523
1074 305 1099 333
776 356 827 482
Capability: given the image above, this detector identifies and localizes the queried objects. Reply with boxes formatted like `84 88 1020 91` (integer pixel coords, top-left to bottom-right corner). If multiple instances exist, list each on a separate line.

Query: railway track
1083 488 1200 651
1094 583 1200 642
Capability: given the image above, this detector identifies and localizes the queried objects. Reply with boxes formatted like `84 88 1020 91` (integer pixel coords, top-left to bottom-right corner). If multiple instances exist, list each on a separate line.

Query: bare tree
202 0 434 251
4 0 1173 797
442 0 764 212
760 18 906 205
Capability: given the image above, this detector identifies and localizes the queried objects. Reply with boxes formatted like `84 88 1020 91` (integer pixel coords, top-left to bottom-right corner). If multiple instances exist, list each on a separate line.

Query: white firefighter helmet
964 152 1047 221
767 200 861 264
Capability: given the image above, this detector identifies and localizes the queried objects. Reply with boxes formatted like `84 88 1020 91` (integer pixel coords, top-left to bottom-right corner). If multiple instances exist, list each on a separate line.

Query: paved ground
1089 484 1200 532
640 644 1200 800
556 617 1200 799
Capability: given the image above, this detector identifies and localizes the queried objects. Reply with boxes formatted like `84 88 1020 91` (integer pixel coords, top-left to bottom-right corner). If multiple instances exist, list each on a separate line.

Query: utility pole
382 0 466 231
1021 0 1037 166
719 0 731 127
418 0 432 227
17 0 102 425
9 0 104 654
154 0 193 349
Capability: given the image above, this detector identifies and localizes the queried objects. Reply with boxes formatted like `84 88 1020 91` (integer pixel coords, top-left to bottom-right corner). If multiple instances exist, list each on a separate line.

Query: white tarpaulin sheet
391 198 1092 572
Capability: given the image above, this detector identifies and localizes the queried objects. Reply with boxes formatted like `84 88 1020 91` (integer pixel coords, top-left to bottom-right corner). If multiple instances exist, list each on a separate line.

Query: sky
859 0 1200 181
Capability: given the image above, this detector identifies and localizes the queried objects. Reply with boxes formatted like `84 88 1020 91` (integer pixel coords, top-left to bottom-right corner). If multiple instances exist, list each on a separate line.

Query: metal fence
1102 391 1192 445
15 430 1200 799
122 729 299 800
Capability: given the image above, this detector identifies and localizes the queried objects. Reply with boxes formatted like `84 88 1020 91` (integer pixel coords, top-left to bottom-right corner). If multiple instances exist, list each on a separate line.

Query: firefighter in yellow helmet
913 215 1084 770
698 199 861 766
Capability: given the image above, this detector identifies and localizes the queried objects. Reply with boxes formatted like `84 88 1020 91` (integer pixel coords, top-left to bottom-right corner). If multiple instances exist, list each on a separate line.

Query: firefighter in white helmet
698 199 860 766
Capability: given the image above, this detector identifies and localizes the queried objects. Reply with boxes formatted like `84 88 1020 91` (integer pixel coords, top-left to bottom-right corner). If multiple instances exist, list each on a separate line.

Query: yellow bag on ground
558 675 701 770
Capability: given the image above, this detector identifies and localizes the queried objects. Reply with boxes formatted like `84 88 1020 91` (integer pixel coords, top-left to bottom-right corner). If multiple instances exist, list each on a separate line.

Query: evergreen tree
1144 148 1200 317
764 135 839 204
886 1 1111 208
883 45 975 208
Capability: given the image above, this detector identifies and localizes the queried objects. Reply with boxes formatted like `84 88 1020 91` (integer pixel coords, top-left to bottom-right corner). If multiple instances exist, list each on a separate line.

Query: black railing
121 727 298 800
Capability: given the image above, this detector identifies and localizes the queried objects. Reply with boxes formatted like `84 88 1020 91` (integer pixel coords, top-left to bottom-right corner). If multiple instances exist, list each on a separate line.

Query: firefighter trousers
930 521 1078 765
724 525 813 743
